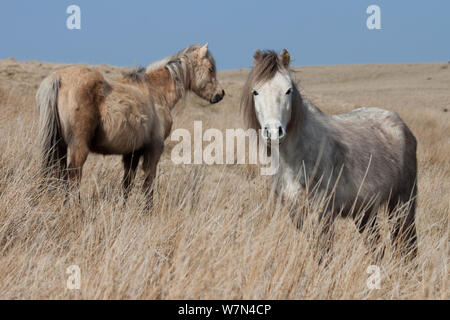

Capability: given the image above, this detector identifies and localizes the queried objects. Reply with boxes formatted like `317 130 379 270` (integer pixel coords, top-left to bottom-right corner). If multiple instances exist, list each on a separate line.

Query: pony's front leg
317 210 335 265
142 143 164 209
122 151 142 201
277 175 304 229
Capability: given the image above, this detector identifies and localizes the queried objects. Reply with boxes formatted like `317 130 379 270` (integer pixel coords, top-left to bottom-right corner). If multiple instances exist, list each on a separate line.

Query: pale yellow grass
0 58 448 299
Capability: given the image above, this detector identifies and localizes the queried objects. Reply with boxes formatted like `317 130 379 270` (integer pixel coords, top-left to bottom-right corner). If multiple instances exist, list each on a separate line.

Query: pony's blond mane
146 44 217 99
146 46 192 73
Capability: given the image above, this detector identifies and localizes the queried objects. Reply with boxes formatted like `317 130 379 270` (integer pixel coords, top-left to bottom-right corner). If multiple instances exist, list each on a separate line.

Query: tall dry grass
0 59 448 299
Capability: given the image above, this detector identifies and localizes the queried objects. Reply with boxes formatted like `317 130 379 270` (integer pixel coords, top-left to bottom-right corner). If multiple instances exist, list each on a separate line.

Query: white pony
241 49 418 258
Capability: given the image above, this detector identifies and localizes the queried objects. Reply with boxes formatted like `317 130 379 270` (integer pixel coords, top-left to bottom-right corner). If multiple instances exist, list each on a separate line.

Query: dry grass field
0 57 448 299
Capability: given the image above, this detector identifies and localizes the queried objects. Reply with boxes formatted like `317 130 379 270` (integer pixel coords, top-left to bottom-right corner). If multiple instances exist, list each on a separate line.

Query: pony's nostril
264 126 270 139
212 93 222 103
278 126 285 138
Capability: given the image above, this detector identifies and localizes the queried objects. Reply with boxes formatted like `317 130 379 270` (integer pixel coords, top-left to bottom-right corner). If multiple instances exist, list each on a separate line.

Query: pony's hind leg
122 150 142 200
142 142 164 209
65 140 90 204
388 195 418 259
38 140 68 196
354 207 384 262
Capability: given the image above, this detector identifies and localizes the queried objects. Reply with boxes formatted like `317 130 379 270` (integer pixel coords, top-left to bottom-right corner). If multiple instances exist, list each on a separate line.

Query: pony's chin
210 97 222 104
264 137 285 147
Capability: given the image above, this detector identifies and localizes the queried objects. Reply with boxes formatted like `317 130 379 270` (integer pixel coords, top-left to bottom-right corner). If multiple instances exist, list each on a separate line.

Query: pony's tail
36 75 66 181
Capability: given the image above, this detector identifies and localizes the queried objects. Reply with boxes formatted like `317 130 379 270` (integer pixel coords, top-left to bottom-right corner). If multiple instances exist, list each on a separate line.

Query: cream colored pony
37 44 224 202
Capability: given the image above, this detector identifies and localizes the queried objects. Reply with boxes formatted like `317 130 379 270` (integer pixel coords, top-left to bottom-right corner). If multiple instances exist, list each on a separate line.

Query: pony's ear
279 49 290 69
253 49 262 65
199 43 209 58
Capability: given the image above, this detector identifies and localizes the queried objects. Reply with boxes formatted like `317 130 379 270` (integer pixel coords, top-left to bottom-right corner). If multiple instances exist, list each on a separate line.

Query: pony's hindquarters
36 75 67 181
389 127 418 258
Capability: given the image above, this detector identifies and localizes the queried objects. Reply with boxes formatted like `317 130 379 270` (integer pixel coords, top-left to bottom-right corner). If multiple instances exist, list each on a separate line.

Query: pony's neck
145 66 185 109
285 88 306 141
282 94 331 168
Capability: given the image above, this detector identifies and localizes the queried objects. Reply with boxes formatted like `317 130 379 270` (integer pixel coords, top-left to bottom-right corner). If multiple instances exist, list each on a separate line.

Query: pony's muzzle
211 90 225 104
263 123 286 141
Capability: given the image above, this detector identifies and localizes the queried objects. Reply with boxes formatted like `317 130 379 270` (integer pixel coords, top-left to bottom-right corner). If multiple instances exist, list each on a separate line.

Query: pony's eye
253 90 259 96
286 88 292 95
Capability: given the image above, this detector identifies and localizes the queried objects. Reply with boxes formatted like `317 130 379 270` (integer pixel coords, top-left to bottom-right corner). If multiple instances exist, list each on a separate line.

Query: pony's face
253 71 292 142
190 44 225 104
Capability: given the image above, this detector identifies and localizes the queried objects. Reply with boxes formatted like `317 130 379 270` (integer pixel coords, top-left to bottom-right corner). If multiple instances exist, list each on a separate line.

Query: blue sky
0 1 448 70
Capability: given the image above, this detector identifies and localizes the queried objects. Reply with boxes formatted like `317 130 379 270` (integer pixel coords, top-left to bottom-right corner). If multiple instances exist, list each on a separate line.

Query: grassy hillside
0 58 448 299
